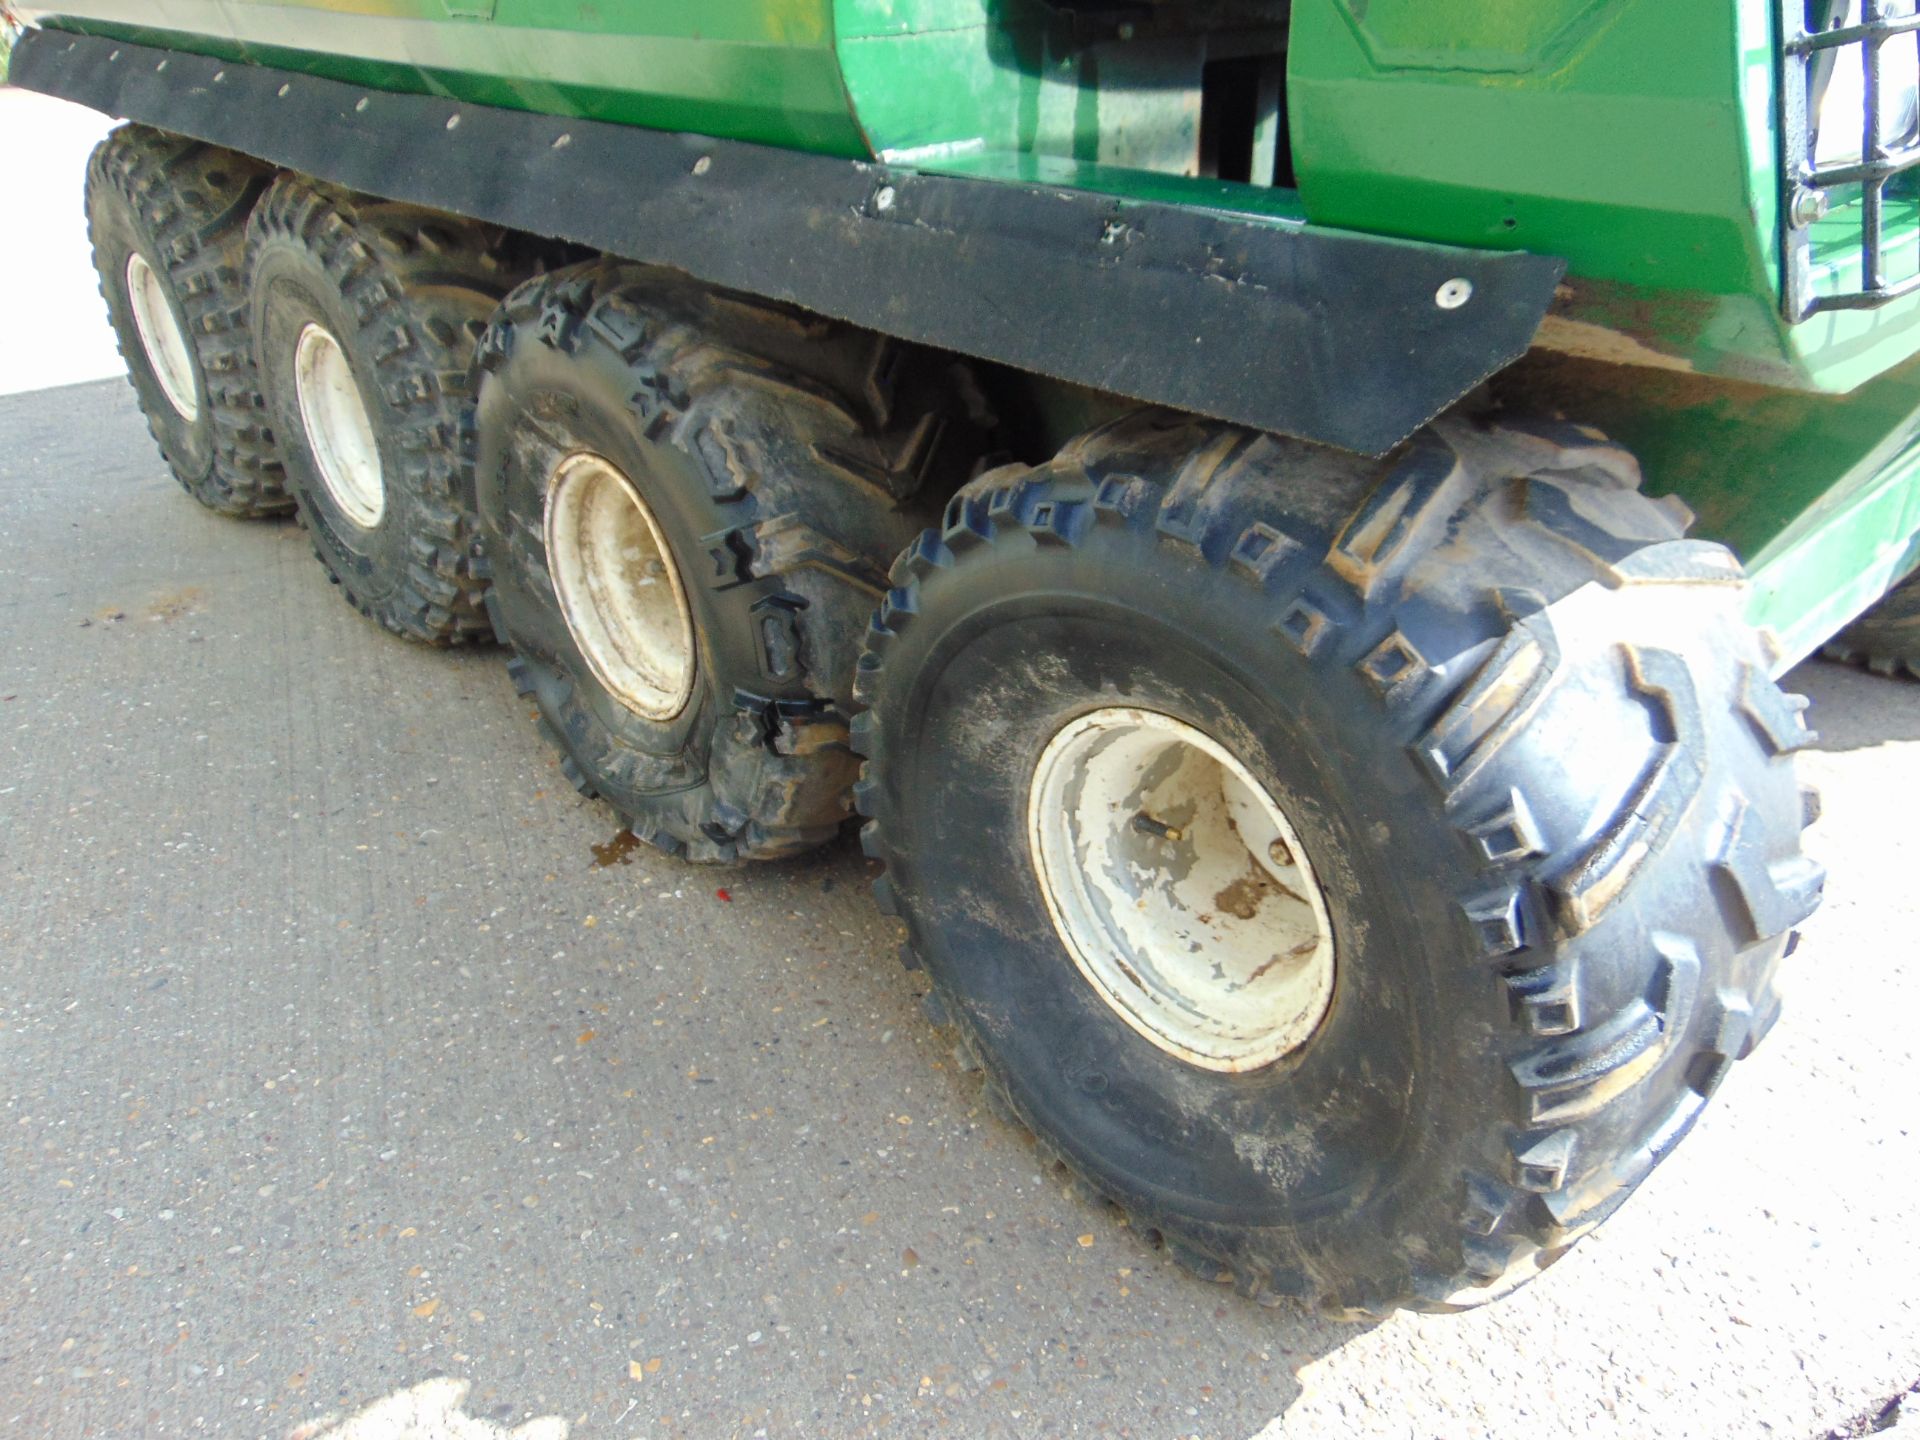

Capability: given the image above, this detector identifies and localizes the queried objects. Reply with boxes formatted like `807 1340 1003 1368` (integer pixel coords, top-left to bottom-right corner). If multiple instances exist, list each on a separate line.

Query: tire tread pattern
1823 571 1920 680
248 175 535 643
87 124 287 517
482 262 967 862
853 411 1821 1317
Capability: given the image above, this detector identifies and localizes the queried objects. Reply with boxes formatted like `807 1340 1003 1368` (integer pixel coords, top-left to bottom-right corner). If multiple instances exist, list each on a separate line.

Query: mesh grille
1780 0 1920 318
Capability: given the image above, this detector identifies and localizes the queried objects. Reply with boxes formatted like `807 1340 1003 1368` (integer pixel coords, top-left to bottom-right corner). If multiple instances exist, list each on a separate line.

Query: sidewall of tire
252 240 418 614
1827 569 1920 677
89 181 216 486
478 330 779 819
856 416 1819 1313
870 551 1501 1288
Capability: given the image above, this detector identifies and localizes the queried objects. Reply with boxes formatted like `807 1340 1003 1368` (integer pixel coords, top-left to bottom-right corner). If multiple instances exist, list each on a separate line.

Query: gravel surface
0 83 1916 1440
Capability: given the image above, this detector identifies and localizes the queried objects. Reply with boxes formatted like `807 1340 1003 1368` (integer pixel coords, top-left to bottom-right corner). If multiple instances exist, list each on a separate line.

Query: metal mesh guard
1781 0 1920 318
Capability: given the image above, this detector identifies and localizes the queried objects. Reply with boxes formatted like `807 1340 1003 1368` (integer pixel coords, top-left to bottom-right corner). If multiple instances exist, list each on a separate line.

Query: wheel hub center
125 253 200 423
293 323 385 528
1027 708 1337 1073
544 451 697 722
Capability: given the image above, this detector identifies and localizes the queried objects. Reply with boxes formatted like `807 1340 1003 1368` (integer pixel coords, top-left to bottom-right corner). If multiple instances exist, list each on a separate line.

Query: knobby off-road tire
853 410 1824 1316
475 261 983 863
87 125 287 518
1823 571 1920 679
248 177 540 643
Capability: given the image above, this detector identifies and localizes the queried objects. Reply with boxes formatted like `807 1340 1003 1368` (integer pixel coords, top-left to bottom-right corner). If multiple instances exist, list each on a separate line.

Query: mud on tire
475 261 985 863
87 124 287 518
852 410 1824 1317
248 176 546 643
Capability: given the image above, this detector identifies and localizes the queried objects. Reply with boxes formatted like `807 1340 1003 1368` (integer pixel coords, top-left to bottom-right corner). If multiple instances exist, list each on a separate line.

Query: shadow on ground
1792 654 1920 751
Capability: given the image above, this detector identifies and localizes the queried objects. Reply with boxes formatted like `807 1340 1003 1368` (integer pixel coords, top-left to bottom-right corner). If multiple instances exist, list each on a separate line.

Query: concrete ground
1 84 1917 1440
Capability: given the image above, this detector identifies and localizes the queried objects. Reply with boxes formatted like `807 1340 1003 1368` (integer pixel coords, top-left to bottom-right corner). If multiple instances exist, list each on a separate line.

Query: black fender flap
15 28 1563 456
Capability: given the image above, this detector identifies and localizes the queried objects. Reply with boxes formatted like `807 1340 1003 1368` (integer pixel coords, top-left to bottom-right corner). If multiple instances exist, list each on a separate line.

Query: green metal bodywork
1500 354 1920 666
26 0 1891 385
18 0 1920 657
18 2 871 154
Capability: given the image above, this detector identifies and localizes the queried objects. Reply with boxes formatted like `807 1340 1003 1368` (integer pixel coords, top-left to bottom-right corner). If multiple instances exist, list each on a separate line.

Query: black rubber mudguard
14 27 1563 457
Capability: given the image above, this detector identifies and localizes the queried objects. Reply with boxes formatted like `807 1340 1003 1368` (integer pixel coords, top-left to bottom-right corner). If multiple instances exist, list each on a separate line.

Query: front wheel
852 411 1823 1316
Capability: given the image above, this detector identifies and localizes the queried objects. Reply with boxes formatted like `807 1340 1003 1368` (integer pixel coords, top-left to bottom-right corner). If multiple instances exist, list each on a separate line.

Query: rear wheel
248 177 545 643
87 125 286 518
475 262 984 862
1823 571 1920 679
853 411 1823 1316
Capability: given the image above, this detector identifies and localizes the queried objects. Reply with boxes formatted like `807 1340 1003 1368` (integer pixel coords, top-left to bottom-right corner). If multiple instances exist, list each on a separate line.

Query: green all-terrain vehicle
10 0 1916 1316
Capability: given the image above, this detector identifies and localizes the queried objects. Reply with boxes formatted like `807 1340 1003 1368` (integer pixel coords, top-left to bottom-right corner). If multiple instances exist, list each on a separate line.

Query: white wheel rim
293 323 386 528
124 253 200 422
545 451 697 721
1028 708 1337 1073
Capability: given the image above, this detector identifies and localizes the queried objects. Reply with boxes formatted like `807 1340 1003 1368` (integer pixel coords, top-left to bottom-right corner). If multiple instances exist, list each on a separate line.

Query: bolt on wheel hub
545 451 697 721
293 323 385 528
125 253 200 423
1028 708 1336 1073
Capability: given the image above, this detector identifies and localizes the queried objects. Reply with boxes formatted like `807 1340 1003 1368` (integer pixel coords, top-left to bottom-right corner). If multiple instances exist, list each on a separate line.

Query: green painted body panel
928 149 1309 226
23 0 1920 643
30 0 1920 390
829 0 1920 650
1745 440 1920 664
27 1 868 155
838 0 1920 394
1287 0 1920 394
834 0 1088 165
